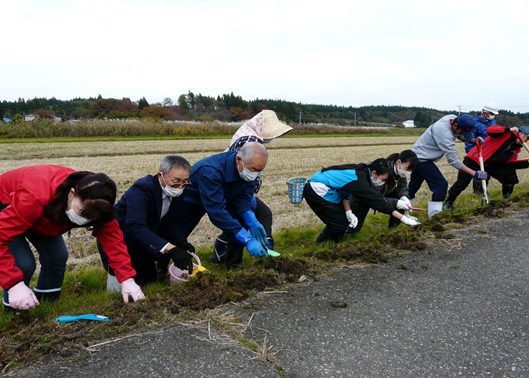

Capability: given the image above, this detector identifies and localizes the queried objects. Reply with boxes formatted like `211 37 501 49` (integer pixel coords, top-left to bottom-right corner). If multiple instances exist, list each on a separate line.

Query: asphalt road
9 210 529 378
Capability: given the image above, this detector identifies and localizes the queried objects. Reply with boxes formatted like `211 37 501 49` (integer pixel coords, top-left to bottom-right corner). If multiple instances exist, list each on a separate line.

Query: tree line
1 92 528 127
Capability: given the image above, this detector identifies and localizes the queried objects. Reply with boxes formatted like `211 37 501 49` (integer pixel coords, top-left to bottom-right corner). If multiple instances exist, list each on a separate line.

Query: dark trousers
408 161 448 202
447 157 519 201
303 183 348 242
216 196 273 244
349 197 401 234
98 239 170 286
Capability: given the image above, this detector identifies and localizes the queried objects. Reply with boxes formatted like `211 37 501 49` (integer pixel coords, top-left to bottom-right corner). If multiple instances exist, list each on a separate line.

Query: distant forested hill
2 92 528 127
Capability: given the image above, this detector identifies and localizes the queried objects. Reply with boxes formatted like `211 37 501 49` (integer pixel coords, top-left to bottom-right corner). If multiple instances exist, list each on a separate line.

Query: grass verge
1 188 528 373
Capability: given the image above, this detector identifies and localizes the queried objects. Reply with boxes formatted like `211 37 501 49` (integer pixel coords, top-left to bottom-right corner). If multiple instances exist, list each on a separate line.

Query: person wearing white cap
465 103 499 195
211 110 293 263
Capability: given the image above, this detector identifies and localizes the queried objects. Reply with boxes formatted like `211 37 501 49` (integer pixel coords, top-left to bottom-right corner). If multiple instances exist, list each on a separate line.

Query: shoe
443 200 454 211
210 250 226 263
472 181 483 196
502 184 514 199
210 236 228 263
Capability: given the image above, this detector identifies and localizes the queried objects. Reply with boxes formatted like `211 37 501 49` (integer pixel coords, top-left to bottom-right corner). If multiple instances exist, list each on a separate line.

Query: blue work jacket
465 115 497 152
183 151 257 236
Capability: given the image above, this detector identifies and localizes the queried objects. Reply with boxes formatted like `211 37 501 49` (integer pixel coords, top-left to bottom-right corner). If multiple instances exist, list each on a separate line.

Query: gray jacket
411 115 464 170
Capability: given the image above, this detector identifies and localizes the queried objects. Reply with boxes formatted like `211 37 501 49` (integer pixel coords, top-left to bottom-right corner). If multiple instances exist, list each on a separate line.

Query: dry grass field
1 135 525 269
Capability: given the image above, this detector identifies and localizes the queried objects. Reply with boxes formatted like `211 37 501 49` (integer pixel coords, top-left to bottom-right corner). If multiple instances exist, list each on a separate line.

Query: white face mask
397 168 412 179
395 161 412 179
160 174 184 197
373 174 385 187
239 161 260 182
486 114 495 120
66 197 91 225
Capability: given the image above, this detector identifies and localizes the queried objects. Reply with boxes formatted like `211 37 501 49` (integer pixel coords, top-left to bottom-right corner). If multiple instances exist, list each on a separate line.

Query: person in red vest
444 126 529 209
0 165 145 312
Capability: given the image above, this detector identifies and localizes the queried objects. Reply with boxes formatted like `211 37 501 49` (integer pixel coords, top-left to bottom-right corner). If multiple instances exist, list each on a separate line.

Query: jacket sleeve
343 174 395 215
0 190 45 290
506 160 529 169
93 220 137 283
120 184 170 256
435 124 464 170
197 168 246 236
486 126 510 138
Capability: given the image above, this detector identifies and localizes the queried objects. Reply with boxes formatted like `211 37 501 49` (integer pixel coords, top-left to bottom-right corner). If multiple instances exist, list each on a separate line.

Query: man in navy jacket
175 142 269 270
99 155 195 287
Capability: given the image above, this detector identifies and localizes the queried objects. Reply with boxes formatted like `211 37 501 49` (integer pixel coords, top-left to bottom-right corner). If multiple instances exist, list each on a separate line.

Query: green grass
2 186 529 371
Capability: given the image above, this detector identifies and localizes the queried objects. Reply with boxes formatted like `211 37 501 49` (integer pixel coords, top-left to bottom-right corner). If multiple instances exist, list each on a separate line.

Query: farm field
0 135 525 267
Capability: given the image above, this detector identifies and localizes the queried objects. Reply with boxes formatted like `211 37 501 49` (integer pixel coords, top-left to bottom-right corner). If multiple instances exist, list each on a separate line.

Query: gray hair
159 155 193 174
236 142 268 162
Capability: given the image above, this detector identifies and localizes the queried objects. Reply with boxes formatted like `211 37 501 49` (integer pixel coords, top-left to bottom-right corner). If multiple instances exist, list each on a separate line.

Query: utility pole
299 110 302 124
457 105 462 115
354 112 357 127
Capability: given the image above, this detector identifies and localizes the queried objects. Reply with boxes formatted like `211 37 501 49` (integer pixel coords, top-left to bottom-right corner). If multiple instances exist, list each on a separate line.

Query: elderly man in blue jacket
98 155 195 288
175 142 269 270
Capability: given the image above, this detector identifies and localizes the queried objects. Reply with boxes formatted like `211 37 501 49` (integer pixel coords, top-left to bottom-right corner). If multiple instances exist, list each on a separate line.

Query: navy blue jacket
115 175 186 257
465 115 497 152
182 151 256 236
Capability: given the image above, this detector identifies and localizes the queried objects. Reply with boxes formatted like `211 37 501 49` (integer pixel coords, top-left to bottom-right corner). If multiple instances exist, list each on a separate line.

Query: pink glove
8 282 40 310
121 278 146 303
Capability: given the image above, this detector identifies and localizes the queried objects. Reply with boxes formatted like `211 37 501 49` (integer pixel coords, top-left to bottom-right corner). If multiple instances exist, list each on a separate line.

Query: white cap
483 102 499 115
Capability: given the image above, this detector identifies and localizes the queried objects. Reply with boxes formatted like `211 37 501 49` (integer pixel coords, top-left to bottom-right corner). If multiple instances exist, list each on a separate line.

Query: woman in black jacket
347 150 419 235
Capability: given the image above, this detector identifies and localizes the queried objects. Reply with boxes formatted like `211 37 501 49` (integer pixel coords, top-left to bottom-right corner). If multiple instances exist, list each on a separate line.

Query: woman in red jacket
0 165 145 312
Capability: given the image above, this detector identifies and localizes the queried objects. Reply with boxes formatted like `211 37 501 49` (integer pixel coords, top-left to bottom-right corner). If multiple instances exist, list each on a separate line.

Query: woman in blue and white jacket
303 158 419 244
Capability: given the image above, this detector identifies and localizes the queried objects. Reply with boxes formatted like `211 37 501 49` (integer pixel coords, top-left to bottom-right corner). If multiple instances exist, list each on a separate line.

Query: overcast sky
2 0 528 113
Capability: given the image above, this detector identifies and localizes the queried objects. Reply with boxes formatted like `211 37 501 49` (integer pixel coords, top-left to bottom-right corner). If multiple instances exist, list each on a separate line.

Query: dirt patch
257 256 310 281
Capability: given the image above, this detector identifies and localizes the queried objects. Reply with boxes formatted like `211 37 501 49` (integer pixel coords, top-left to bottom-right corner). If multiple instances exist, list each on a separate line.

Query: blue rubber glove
473 170 490 180
242 211 268 248
235 228 268 257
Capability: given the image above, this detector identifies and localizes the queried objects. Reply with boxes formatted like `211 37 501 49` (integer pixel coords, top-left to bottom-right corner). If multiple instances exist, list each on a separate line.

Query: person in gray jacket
408 114 489 217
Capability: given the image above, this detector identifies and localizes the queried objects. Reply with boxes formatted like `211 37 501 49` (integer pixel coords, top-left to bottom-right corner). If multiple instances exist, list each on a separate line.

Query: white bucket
169 253 205 285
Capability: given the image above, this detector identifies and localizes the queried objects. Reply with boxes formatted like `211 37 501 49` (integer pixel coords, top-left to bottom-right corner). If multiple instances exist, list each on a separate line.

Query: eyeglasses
163 174 191 188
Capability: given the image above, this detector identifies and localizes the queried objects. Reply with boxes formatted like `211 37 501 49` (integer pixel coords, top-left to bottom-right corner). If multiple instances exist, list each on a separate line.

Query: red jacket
0 165 136 290
466 126 529 168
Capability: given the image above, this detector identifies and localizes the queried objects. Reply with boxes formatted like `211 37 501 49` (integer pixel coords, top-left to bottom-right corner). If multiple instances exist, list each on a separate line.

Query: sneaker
443 200 454 211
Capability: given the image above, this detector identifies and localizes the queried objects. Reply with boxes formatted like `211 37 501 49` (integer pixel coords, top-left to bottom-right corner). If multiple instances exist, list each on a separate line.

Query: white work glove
121 278 146 303
405 214 419 222
400 196 411 206
396 200 409 210
8 282 40 310
400 214 420 226
345 210 358 228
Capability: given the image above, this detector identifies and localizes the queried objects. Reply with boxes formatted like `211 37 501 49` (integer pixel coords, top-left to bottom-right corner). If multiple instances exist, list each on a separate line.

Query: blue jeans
408 161 448 202
2 230 68 307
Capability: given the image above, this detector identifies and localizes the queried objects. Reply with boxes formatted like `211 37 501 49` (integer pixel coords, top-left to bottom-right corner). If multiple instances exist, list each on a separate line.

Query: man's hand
473 171 491 180
169 247 193 274
177 240 195 253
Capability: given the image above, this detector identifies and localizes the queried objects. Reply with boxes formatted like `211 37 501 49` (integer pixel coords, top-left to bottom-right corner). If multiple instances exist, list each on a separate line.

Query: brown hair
50 171 117 228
